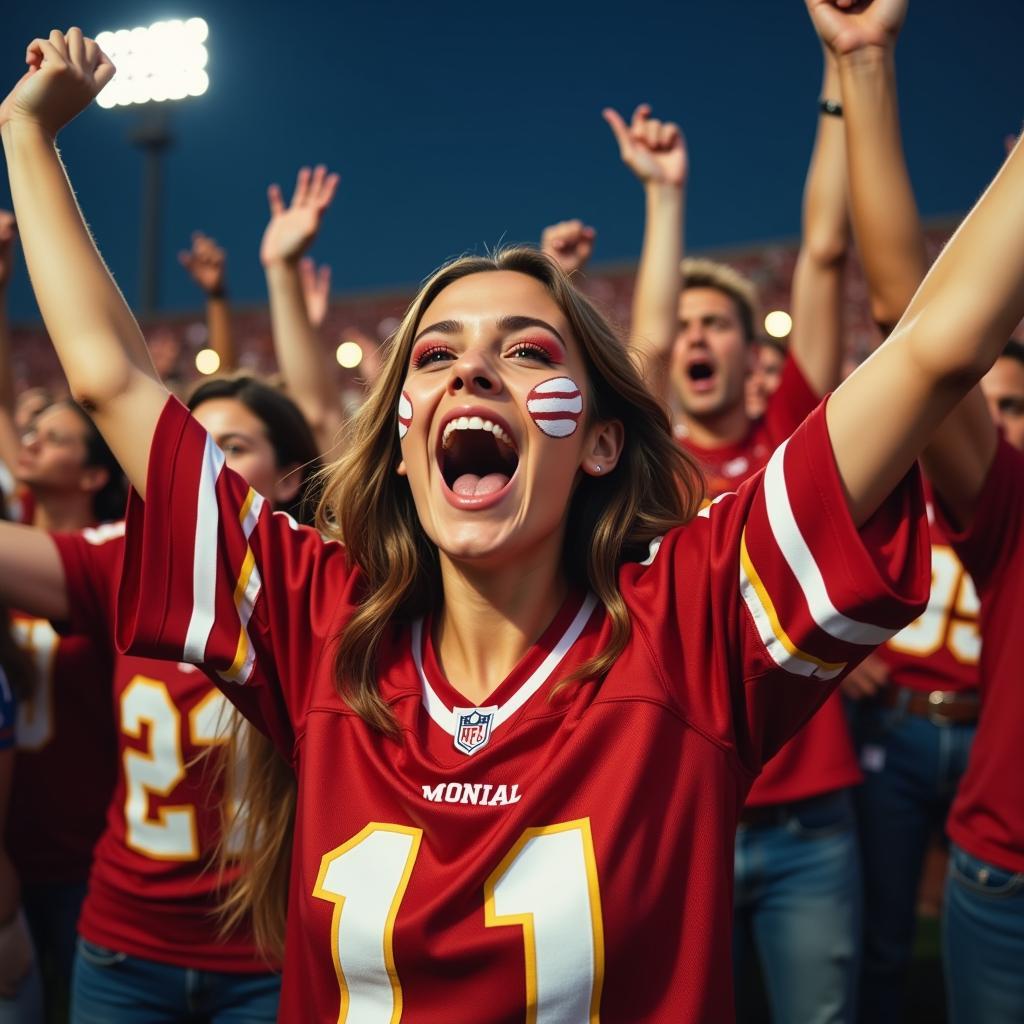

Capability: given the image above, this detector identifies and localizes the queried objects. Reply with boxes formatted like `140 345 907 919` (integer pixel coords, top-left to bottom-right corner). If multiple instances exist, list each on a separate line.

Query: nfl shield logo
454 706 498 756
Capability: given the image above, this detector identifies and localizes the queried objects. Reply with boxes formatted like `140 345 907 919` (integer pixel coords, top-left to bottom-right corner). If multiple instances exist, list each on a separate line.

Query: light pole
95 18 210 315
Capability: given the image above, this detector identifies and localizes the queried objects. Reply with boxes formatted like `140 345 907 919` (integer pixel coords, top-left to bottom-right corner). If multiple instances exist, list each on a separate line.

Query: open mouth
687 360 715 382
439 415 519 498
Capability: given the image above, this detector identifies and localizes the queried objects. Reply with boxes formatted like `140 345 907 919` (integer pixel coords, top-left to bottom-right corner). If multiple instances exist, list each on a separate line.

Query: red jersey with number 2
679 359 861 805
117 396 927 1022
51 526 272 972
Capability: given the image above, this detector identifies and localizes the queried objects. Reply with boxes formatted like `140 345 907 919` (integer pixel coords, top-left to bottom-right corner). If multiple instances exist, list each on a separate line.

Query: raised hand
298 257 332 329
178 231 227 296
0 28 115 136
541 220 596 275
0 212 18 291
602 105 687 189
805 0 907 55
259 165 339 268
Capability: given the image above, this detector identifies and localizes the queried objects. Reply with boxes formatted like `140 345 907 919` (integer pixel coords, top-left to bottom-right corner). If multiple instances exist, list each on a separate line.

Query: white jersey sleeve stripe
183 435 226 665
763 439 896 647
739 530 846 680
219 488 265 686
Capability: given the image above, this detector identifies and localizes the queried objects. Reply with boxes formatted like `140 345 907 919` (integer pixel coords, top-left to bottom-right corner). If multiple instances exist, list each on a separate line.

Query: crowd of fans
0 2 1022 1023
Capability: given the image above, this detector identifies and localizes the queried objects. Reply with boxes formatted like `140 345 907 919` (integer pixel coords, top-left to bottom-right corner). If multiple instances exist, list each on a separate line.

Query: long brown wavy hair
318 247 704 733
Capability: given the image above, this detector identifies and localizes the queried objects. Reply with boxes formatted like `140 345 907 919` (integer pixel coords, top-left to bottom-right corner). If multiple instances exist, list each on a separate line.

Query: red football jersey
874 491 980 693
5 603 117 884
51 526 272 972
116 396 927 1022
935 438 1024 873
679 359 859 805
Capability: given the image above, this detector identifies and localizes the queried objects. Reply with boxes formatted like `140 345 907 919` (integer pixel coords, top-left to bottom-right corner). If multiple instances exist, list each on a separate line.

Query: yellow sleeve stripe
740 529 845 680
219 488 265 685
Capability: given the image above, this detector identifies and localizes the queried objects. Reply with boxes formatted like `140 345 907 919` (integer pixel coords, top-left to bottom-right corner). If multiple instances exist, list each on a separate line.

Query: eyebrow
413 315 567 348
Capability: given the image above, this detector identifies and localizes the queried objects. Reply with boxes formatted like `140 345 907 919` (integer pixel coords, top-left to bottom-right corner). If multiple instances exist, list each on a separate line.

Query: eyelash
412 344 453 369
507 341 556 364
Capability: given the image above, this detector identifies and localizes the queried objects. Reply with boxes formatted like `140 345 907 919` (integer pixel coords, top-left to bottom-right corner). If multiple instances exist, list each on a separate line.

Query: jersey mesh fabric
52 527 273 972
115 395 928 1022
934 438 1024 873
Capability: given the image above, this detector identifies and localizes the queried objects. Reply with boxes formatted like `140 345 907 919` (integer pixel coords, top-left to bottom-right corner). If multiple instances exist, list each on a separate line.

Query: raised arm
179 231 236 372
812 0 926 334
0 29 166 494
260 165 345 455
808 0 1024 525
787 51 849 396
0 213 21 478
603 105 687 396
809 0 997 527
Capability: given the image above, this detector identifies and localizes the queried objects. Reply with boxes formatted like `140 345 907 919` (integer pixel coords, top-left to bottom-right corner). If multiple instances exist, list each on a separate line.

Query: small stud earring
594 464 602 473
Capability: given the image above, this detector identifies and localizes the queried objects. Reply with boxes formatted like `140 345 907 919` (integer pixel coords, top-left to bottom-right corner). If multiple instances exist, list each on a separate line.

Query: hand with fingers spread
0 213 18 292
299 258 332 330
602 104 688 190
179 231 227 297
541 220 596 276
0 27 115 136
806 0 907 55
260 165 340 268
839 653 891 700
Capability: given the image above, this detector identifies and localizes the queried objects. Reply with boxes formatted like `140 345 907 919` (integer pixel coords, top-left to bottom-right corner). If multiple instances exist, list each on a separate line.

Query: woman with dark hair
10 22 1024 1022
0 374 318 1021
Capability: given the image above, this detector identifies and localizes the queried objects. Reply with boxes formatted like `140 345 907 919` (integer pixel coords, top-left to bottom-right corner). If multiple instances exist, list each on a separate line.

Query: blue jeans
71 938 280 1024
21 879 88 1016
943 843 1024 1024
850 698 975 1023
733 789 861 1024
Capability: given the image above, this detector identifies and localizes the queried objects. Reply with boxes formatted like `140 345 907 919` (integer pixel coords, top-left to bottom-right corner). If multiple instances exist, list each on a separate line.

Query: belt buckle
927 690 955 727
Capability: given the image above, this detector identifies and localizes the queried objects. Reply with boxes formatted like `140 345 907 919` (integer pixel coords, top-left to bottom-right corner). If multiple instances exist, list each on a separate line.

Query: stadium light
336 340 364 369
95 19 209 108
764 310 792 339
195 348 220 375
94 18 210 316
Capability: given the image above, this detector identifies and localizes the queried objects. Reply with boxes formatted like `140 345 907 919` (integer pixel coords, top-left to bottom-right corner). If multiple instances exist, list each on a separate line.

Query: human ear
580 418 624 476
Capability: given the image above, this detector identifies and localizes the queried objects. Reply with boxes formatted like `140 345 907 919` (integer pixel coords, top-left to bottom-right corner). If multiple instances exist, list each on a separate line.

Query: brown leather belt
879 685 979 726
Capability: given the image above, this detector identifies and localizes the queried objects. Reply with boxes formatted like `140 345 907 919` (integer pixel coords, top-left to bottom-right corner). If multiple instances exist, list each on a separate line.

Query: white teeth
441 417 516 450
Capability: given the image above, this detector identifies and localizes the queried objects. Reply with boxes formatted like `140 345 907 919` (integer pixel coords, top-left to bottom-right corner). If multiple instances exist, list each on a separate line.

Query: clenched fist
541 220 596 276
0 28 115 137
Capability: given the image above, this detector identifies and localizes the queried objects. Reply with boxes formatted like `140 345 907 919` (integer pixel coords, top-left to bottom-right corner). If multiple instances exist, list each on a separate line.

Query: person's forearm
206 295 236 373
266 261 342 451
840 46 927 332
3 122 167 493
630 184 683 395
789 56 849 395
2 124 157 404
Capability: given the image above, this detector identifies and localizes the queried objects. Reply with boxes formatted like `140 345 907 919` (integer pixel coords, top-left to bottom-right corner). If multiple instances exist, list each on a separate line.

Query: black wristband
819 98 843 118
207 286 228 300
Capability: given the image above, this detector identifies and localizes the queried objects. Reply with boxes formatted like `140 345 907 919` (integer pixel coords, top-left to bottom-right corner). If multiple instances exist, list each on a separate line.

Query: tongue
452 472 510 497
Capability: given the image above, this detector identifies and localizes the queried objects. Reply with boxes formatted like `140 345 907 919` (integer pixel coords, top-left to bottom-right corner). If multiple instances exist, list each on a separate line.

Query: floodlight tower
95 18 209 315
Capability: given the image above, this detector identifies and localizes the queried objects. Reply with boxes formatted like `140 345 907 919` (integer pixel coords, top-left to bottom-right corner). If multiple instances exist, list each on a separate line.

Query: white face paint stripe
527 377 583 439
398 391 413 440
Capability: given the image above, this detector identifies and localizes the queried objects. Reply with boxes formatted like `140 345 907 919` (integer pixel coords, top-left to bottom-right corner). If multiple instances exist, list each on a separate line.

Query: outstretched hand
260 165 340 267
299 257 332 328
179 232 227 296
0 28 114 137
602 105 687 189
0 211 18 291
541 220 596 275
805 0 907 55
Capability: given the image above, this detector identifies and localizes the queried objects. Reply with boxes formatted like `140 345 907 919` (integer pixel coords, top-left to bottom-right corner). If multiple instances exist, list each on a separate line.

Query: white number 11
313 818 604 1023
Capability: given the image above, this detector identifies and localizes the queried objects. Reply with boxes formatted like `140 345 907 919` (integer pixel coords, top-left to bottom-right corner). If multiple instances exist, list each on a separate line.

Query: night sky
1 0 1020 322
